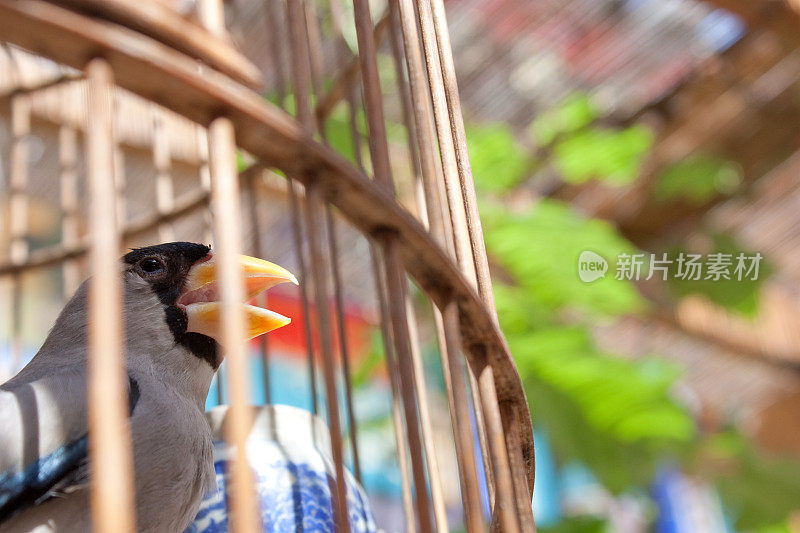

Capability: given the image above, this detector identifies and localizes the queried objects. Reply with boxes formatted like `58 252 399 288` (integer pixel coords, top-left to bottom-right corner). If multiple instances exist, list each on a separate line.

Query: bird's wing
0 373 140 523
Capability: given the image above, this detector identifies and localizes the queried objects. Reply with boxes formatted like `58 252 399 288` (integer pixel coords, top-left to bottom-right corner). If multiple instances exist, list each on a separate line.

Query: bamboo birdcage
0 0 535 531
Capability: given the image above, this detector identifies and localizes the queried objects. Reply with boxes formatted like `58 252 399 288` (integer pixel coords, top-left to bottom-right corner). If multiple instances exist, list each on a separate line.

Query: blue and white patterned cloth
185 406 377 533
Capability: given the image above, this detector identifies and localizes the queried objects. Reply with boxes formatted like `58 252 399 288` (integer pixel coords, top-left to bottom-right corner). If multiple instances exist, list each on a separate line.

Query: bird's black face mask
123 242 294 370
123 242 219 369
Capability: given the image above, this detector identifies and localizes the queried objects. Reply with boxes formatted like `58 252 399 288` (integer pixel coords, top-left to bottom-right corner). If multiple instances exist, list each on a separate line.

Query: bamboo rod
245 172 271 405
412 0 473 278
208 116 260 533
329 4 416 521
501 401 536 533
386 10 427 229
370 247 417 533
413 0 528 528
350 0 437 528
286 1 350 529
9 93 29 373
287 178 319 415
439 304 485 531
58 115 81 298
382 236 434 533
405 292 449 533
9 94 29 266
264 0 288 104
303 182 351 532
198 0 225 39
389 0 445 244
426 0 495 314
468 366 495 511
352 0 392 193
390 1 493 528
326 208 362 483
152 107 176 242
389 3 483 523
302 0 363 485
303 0 324 103
477 359 520 533
112 97 127 230
84 57 136 533
314 11 391 123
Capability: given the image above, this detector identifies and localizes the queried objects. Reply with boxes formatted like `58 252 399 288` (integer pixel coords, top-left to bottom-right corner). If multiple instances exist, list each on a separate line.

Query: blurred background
3 0 800 531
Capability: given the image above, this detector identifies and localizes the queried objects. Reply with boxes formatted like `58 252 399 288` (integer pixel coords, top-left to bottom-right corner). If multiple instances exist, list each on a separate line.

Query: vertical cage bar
427 0 495 311
404 292 449 533
197 0 230 409
501 401 536 532
286 1 350 529
303 182 350 532
9 94 29 266
196 123 225 406
246 174 272 404
153 107 176 242
387 3 485 527
351 0 439 527
264 0 288 103
412 0 472 277
422 0 539 508
386 8 427 229
59 112 81 298
390 0 494 528
9 93 29 373
325 1 417 521
326 208 362 483
287 178 319 415
439 305 485 531
414 0 529 528
208 116 260 533
85 57 136 533
302 0 363 486
112 103 126 231
380 237 433 532
389 0 445 244
370 249 417 533
199 0 226 38
468 366 495 509
351 0 393 192
476 359 521 533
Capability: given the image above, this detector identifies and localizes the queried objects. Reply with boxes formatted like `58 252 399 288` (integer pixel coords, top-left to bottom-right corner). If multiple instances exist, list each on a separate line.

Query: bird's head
122 242 296 369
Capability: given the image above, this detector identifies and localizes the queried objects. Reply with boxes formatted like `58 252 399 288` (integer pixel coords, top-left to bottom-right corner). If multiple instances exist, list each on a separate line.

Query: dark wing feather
0 376 140 523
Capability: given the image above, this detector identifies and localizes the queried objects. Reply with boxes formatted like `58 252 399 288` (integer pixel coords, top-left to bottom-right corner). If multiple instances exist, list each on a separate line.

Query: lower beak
177 254 297 341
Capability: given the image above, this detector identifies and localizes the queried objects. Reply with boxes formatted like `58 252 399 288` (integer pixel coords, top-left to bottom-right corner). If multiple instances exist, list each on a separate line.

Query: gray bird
0 242 296 532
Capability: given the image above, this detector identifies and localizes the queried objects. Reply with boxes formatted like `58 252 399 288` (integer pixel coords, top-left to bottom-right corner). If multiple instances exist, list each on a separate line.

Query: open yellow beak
177 254 297 341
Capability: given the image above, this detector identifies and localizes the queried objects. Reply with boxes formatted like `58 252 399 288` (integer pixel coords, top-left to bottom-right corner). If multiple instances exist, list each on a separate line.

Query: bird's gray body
0 269 216 532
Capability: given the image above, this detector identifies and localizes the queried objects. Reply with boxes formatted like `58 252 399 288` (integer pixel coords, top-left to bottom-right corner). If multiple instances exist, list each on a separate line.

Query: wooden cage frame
0 0 536 531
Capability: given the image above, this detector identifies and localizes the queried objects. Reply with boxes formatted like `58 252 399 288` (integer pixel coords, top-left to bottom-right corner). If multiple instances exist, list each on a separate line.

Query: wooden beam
50 0 264 88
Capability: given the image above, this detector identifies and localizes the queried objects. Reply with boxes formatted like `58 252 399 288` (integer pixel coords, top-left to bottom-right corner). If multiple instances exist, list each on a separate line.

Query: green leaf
484 200 644 316
666 234 771 318
538 516 610 533
654 155 742 204
531 92 598 146
553 126 652 185
467 123 530 192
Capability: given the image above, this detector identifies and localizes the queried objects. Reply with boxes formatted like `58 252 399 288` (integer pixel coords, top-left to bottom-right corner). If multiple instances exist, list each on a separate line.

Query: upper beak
177 253 297 341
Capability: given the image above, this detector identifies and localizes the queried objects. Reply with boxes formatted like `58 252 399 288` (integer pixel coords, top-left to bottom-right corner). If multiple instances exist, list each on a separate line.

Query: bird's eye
139 257 165 274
